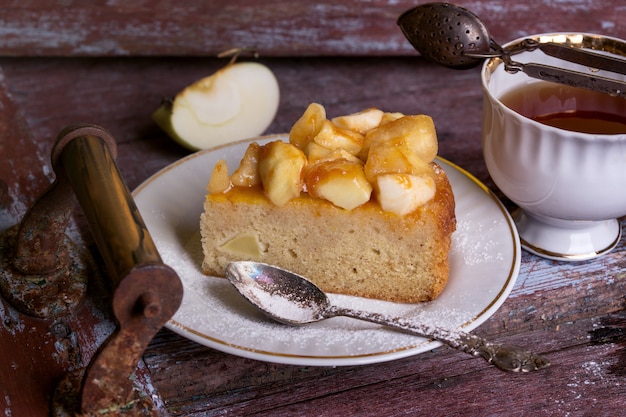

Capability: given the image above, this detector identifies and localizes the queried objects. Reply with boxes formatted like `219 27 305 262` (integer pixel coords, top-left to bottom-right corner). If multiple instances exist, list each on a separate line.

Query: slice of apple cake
199 104 456 303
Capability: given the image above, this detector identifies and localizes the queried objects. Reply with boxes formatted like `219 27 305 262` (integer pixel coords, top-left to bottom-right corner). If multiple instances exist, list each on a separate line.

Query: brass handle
52 125 184 413
2 124 183 414
0 124 185 415
57 126 164 288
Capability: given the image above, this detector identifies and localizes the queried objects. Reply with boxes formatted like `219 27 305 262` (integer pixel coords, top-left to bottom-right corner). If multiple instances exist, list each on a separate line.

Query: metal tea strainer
397 2 626 98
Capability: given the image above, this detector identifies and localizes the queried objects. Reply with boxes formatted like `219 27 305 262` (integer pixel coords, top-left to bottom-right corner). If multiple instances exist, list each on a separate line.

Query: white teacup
481 33 626 261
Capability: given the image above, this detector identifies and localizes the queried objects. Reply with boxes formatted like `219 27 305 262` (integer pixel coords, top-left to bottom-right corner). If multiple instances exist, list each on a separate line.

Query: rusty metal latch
0 124 183 416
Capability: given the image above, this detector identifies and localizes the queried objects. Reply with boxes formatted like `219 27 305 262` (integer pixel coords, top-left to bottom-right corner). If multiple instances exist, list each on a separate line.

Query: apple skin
153 61 280 151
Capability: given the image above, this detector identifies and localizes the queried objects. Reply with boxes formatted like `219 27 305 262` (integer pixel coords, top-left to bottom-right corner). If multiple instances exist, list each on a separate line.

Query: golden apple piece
375 173 436 216
361 115 438 162
305 141 333 163
313 120 364 155
153 62 279 151
305 141 361 164
380 112 405 125
231 142 261 187
305 159 372 210
364 139 434 183
218 234 263 259
289 102 327 150
258 141 307 206
331 108 384 134
207 159 231 193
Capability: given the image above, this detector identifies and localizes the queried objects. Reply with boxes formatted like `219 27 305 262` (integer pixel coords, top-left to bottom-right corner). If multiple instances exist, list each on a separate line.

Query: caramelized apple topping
207 104 441 215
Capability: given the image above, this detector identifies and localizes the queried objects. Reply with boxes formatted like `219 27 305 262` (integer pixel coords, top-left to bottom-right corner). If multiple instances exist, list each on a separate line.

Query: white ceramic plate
133 135 521 366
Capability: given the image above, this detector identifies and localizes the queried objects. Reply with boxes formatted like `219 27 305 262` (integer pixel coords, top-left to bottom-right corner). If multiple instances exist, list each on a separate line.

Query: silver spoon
225 261 551 373
397 2 626 98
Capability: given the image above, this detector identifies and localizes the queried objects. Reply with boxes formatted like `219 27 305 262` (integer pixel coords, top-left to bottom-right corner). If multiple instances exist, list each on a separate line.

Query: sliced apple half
153 61 280 151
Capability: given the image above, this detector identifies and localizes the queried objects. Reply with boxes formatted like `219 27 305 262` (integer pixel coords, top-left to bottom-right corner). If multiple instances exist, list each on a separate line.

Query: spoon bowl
226 261 550 372
225 260 329 325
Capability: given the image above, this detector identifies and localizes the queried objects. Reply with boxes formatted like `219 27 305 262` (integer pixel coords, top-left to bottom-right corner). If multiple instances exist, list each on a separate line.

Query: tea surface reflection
500 82 626 135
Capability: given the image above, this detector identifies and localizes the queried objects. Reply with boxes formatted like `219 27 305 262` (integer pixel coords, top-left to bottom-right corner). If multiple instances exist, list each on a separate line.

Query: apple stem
218 47 260 66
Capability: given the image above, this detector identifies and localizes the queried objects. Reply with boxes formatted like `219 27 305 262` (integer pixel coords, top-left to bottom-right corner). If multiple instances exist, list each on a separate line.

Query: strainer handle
537 42 626 76
519 62 626 98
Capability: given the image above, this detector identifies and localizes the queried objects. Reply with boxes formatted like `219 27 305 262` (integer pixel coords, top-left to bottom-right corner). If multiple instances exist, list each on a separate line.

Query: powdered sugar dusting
160 230 475 360
239 280 321 324
452 217 506 265
135 148 520 365
153 200 516 364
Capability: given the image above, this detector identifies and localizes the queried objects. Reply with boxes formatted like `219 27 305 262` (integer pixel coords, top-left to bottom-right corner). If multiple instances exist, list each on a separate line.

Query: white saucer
133 135 521 366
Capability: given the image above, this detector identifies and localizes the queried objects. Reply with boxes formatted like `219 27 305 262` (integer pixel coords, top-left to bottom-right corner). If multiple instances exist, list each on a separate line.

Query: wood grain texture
3 54 623 416
0 0 624 57
0 62 168 416
0 68 51 229
1 1 625 414
0 56 488 187
143 314 626 416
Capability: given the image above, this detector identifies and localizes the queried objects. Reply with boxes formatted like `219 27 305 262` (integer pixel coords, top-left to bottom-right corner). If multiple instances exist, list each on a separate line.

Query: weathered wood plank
1 55 623 306
0 0 624 57
2 1 624 415
144 313 626 416
0 68 51 230
0 65 168 416
0 68 63 416
0 56 487 187
1 47 624 416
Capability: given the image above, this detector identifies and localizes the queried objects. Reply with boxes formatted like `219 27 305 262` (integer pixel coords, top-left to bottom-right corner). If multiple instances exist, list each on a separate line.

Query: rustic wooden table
1 1 625 416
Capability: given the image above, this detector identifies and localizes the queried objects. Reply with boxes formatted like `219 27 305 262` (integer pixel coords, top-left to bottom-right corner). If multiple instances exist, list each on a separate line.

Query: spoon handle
330 306 550 372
